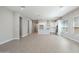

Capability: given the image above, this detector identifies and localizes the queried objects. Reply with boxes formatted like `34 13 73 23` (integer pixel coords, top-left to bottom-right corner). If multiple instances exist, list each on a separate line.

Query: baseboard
13 38 20 40
62 34 79 43
66 37 79 43
22 34 28 37
0 38 16 45
0 34 30 45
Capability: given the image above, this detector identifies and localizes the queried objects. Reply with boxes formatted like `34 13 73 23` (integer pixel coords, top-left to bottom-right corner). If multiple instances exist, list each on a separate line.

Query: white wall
13 12 20 39
29 20 32 34
0 7 13 44
13 13 32 39
0 7 32 44
13 12 32 39
22 17 28 37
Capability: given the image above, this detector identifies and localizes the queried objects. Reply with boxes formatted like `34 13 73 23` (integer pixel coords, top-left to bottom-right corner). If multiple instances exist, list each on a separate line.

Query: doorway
32 20 38 33
28 20 30 35
19 16 22 39
55 25 58 35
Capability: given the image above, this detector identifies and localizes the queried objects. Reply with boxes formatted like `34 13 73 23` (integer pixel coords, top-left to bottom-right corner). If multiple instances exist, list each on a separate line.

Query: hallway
1 1 79 59
0 34 79 53
0 6 79 53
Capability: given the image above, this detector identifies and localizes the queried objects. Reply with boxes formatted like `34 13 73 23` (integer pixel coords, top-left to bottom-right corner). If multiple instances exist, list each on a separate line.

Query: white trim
0 38 16 45
0 34 28 45
13 38 20 40
61 34 79 43
22 33 28 37
63 36 79 43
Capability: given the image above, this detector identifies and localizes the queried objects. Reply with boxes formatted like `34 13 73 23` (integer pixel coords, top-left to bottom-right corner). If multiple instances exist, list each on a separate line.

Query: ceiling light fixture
20 6 26 10
59 6 64 8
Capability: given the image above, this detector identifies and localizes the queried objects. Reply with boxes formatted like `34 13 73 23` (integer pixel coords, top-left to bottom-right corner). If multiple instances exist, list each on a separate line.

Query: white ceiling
6 6 78 20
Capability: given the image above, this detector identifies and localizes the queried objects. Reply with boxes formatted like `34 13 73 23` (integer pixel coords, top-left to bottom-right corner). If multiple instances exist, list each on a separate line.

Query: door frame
19 16 22 39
